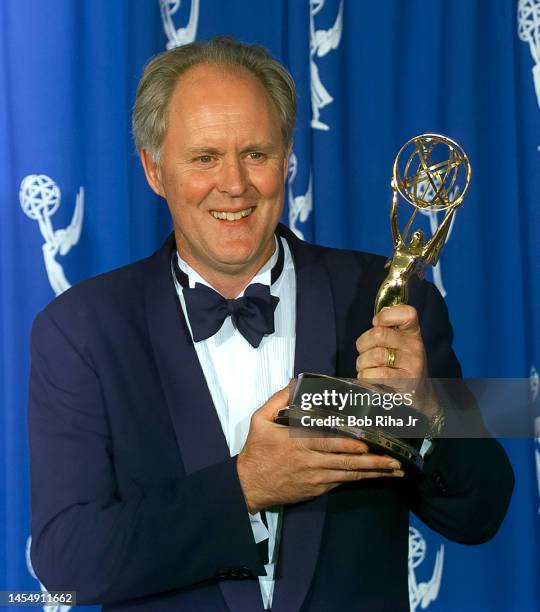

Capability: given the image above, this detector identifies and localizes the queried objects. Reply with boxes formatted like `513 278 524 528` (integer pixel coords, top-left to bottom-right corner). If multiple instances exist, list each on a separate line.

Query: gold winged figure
374 134 471 316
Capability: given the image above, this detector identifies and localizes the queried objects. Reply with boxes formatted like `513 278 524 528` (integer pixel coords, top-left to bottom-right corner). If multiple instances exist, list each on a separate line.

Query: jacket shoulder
34 236 173 334
318 243 388 283
302 238 440 307
279 224 388 283
290 234 390 293
40 258 150 319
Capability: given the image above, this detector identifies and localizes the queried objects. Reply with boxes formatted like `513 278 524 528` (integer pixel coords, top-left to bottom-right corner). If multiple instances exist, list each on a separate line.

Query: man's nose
216 156 248 196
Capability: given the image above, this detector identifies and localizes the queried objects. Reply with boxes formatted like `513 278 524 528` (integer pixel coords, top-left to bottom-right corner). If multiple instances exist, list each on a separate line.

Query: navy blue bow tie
172 238 284 348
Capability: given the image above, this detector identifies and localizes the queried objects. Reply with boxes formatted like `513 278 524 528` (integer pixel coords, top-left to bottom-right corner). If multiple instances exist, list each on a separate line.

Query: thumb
256 384 293 421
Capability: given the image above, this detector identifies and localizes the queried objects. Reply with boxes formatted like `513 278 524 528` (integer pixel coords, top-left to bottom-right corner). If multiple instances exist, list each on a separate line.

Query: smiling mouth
210 207 253 221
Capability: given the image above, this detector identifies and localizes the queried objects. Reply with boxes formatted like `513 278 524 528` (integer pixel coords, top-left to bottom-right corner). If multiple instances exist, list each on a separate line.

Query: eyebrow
185 142 281 157
240 142 280 154
186 146 223 157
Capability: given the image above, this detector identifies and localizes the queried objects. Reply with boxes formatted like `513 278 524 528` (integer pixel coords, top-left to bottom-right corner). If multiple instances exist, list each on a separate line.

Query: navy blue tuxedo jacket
29 225 513 611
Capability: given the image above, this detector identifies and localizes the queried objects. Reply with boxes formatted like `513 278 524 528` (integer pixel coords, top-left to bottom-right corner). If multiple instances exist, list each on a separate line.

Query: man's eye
247 152 265 161
197 155 213 163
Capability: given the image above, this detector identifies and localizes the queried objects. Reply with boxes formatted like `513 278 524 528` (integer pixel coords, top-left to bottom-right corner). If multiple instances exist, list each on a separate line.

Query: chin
213 236 262 257
214 250 255 268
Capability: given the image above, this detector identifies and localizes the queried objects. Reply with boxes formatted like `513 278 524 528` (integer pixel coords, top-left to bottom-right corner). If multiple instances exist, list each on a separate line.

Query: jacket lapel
272 226 336 612
144 235 263 611
282 225 337 378
144 234 230 473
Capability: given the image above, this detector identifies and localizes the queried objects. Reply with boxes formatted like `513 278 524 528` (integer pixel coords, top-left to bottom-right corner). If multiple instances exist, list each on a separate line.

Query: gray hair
132 36 297 162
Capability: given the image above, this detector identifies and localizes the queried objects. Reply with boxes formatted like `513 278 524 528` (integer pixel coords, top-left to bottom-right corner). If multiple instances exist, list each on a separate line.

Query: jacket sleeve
403 281 514 543
28 309 265 605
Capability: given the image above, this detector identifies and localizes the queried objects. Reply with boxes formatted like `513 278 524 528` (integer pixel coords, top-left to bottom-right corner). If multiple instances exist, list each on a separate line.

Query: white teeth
211 207 253 220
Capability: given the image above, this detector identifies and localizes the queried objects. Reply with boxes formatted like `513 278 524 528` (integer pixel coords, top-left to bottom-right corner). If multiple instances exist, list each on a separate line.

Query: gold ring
387 348 396 368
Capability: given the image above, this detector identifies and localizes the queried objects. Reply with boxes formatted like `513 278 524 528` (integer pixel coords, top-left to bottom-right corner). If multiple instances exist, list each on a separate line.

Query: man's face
141 63 289 282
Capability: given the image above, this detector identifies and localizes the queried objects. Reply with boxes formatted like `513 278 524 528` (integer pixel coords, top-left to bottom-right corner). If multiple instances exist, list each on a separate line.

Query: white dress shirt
172 236 296 610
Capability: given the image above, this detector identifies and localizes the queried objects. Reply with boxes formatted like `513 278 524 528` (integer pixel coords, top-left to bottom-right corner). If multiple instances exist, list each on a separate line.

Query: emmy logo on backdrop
408 527 444 612
287 152 313 240
309 0 343 130
518 0 540 109
518 1 540 514
19 174 84 296
289 0 343 237
160 0 199 49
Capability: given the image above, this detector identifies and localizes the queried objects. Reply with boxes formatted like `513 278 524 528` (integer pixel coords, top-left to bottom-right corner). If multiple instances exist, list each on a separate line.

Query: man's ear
140 149 165 197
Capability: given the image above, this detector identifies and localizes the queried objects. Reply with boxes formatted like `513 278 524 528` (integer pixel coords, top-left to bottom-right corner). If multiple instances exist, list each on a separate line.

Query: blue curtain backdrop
1 1 539 610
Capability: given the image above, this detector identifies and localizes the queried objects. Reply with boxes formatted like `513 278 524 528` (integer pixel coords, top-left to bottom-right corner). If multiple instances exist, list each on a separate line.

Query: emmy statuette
276 134 472 472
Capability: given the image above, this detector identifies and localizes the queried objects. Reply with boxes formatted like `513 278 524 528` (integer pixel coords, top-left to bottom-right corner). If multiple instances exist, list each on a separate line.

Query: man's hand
237 387 404 514
355 304 439 419
356 305 427 379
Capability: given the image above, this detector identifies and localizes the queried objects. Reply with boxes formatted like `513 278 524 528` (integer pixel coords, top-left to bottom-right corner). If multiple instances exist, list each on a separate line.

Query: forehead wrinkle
187 109 248 131
185 114 276 149
171 99 263 130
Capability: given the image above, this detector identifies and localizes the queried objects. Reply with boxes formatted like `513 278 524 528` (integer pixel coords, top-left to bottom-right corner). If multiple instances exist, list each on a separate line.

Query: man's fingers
357 366 405 380
306 436 369 454
356 325 414 353
357 346 404 372
355 309 427 379
372 304 420 332
356 347 424 375
323 468 405 483
314 451 402 472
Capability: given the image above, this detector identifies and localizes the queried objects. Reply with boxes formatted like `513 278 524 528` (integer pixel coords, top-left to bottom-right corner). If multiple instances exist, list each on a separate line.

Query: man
29 37 513 611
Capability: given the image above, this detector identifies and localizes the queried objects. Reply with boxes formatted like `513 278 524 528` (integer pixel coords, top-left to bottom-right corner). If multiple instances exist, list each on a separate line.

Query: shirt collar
176 235 280 297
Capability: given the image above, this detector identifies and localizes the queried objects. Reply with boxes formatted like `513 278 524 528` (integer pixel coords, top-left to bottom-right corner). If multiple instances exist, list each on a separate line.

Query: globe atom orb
19 174 61 220
392 134 471 212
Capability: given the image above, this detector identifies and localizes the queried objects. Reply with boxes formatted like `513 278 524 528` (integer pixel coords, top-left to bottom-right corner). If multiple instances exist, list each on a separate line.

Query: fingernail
394 470 405 477
389 461 401 469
